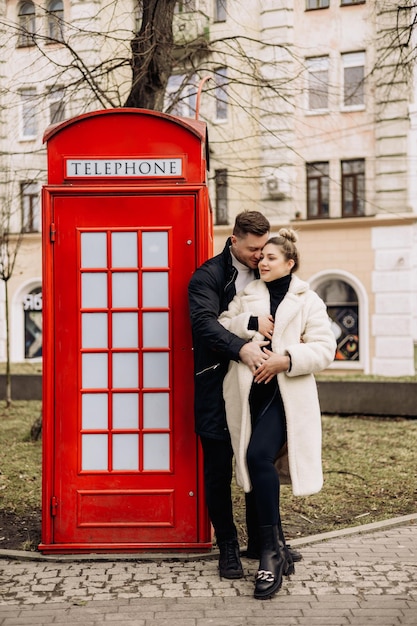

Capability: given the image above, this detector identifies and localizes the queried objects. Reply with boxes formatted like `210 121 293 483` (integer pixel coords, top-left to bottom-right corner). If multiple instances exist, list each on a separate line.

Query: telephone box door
50 191 198 547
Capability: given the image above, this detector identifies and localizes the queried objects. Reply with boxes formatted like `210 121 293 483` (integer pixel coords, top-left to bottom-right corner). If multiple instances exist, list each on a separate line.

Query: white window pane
112 312 138 348
81 232 107 268
142 232 168 267
143 313 169 348
113 393 139 429
112 232 137 268
82 393 108 429
143 393 170 428
82 273 108 308
82 353 108 389
142 272 168 307
113 434 139 470
342 51 365 67
112 273 138 308
82 434 108 470
143 353 169 388
112 353 138 388
82 313 108 348
143 434 170 470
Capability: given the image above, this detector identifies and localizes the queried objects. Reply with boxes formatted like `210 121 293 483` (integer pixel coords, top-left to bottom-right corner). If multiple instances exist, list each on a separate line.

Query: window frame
340 0 366 6
19 88 37 139
46 0 64 42
306 162 330 219
21 181 41 233
306 56 329 113
214 169 228 225
174 0 197 13
341 159 365 217
314 278 359 362
342 51 365 109
214 66 228 121
310 269 369 372
214 0 227 22
23 286 43 359
17 0 36 47
165 74 197 118
306 0 330 9
48 86 66 124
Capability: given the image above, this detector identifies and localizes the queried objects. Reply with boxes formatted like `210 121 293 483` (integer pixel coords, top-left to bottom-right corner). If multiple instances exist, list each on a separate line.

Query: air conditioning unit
266 177 285 200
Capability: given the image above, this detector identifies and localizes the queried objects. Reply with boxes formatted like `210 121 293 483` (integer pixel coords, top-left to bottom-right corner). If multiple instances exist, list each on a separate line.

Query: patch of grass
233 414 417 543
0 401 42 515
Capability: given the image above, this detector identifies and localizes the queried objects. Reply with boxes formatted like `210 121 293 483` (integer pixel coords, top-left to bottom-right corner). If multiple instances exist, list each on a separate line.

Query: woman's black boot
254 525 287 600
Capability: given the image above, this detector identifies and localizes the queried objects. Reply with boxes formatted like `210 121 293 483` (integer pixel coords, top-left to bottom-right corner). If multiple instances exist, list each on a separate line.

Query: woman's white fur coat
219 275 336 497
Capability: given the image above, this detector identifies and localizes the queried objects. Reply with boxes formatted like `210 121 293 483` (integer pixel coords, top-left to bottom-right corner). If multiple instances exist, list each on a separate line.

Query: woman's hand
257 315 274 340
254 348 291 384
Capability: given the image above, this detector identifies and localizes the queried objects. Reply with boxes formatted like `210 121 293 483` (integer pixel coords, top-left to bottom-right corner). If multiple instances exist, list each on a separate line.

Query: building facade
0 0 416 376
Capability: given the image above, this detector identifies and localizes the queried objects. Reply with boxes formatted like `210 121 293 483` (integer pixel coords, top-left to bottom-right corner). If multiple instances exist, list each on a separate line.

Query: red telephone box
39 108 213 554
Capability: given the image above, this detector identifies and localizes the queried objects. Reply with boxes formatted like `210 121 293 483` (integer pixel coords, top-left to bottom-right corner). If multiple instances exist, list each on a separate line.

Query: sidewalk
1 513 416 626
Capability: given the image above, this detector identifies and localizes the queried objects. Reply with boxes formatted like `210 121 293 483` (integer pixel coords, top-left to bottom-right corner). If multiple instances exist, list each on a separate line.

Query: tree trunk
4 278 11 408
125 0 177 110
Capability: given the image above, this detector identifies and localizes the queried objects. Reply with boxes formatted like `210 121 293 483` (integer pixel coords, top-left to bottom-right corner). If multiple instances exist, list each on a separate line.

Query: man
189 211 302 579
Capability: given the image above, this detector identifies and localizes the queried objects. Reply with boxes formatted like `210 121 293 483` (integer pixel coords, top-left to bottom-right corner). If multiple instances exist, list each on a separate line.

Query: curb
1 513 416 564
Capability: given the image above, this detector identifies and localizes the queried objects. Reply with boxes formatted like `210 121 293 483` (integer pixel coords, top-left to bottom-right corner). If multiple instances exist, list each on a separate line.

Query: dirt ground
0 510 41 551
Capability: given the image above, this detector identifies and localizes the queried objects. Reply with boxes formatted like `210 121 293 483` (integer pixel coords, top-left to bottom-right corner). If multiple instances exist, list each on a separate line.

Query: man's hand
253 348 291 384
239 341 269 374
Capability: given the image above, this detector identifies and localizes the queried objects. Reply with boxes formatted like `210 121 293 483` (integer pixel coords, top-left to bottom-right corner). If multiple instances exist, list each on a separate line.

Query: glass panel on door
80 229 171 473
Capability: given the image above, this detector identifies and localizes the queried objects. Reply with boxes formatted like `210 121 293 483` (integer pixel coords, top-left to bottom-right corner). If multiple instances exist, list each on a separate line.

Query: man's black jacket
188 238 248 440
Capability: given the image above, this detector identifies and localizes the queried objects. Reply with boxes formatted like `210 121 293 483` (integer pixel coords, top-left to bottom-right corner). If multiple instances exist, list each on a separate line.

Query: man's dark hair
232 211 270 238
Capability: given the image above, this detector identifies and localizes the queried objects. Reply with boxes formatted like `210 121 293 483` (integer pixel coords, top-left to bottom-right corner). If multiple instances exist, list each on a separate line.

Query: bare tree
0 199 23 408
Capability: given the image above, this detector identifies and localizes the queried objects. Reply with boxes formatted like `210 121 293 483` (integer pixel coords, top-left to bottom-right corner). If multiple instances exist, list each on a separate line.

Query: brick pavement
0 514 416 626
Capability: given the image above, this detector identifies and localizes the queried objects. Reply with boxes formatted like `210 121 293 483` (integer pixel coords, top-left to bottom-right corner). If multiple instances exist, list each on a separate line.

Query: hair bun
278 228 298 243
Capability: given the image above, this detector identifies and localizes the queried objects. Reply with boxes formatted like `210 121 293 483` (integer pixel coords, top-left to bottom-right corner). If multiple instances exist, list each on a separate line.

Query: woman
219 229 336 600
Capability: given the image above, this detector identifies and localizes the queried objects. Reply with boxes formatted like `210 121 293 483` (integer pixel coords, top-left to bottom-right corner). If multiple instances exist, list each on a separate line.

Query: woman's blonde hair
266 228 299 273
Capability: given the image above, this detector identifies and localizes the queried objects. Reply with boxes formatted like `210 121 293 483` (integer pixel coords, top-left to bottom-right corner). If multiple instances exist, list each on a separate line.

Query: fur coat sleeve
219 275 337 497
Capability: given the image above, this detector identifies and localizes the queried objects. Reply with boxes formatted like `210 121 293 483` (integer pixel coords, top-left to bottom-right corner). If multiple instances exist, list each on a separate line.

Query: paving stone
0 516 416 625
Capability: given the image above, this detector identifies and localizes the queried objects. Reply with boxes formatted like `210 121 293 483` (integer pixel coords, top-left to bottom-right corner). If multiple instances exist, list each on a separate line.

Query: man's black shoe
218 539 244 579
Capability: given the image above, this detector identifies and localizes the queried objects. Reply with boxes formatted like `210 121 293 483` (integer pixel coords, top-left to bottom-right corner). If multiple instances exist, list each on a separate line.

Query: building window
315 279 358 362
48 87 66 123
23 286 42 359
341 159 365 216
215 67 228 120
174 0 197 12
17 1 36 47
165 75 197 117
21 182 40 232
342 51 365 108
46 0 64 42
214 0 227 21
214 169 228 225
19 88 37 138
306 0 329 9
341 0 365 5
306 162 329 218
306 56 329 111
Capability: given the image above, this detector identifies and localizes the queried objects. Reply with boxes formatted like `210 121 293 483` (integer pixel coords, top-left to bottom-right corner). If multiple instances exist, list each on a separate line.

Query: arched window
18 1 36 47
23 287 42 359
47 0 64 42
315 278 359 362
